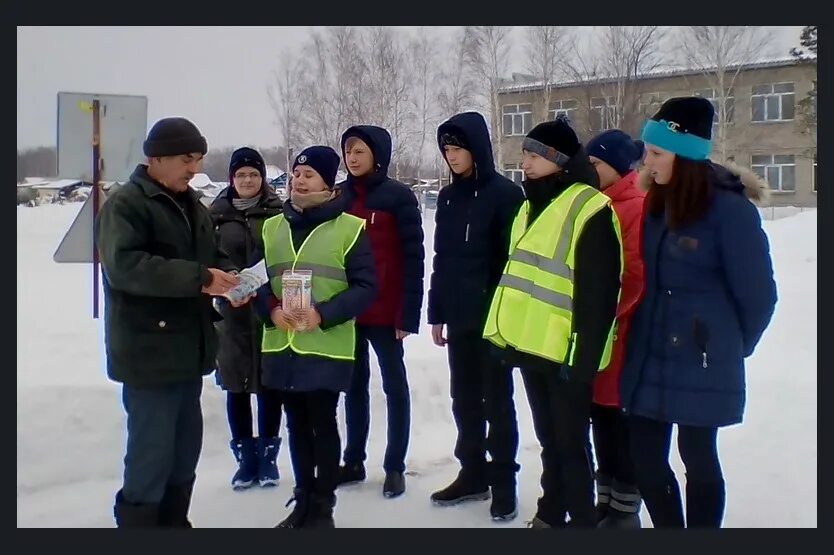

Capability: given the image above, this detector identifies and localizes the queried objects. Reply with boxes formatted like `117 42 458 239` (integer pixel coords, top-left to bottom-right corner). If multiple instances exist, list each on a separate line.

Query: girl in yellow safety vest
251 146 378 528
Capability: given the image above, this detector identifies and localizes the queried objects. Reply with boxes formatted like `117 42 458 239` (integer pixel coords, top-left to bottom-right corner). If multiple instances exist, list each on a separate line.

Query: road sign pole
92 99 101 319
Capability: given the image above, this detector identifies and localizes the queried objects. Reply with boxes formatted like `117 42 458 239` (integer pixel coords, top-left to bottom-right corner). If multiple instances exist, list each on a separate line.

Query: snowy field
17 203 817 528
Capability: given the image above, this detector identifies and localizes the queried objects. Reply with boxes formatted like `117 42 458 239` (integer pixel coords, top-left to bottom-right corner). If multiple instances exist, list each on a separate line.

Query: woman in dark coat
211 147 284 490
621 97 777 528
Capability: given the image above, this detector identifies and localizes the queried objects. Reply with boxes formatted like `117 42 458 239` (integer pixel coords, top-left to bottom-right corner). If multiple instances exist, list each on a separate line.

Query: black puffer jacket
428 112 525 336
210 185 283 393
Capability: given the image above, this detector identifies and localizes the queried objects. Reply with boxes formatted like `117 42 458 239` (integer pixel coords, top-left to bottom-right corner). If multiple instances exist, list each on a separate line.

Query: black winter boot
336 462 366 487
383 471 406 498
488 463 519 522
230 438 259 490
257 436 281 487
598 479 641 529
159 478 195 527
685 479 725 528
430 469 490 506
595 473 612 524
305 493 336 528
642 480 685 528
114 490 160 528
275 488 309 528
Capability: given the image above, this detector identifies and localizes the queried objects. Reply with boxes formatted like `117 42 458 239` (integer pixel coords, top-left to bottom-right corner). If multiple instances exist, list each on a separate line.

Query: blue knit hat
292 146 341 189
587 130 645 177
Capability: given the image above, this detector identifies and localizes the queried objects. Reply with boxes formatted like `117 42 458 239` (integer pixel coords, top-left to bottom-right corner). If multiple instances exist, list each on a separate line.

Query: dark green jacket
97 165 236 386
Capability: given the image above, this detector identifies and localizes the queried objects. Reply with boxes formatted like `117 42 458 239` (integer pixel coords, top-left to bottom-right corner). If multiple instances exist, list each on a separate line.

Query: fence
758 206 816 221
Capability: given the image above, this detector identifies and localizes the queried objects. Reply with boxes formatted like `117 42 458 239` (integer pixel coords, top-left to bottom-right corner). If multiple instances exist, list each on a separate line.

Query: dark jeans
283 389 341 496
521 367 595 527
344 325 410 473
628 415 724 528
226 389 284 440
121 379 203 504
591 403 637 485
448 331 519 485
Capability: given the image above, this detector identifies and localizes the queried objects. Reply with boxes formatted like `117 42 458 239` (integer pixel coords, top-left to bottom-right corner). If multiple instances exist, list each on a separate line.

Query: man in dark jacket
97 117 239 527
428 111 525 522
336 125 424 498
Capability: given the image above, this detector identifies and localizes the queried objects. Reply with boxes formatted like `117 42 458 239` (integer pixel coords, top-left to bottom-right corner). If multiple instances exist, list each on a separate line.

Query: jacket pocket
693 316 710 369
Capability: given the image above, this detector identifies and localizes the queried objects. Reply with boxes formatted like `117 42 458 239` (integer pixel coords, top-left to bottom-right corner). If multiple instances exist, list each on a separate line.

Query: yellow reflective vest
483 183 624 369
261 212 365 361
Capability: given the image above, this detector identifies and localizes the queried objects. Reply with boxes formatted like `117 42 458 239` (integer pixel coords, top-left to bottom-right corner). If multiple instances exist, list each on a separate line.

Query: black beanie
229 147 267 183
143 117 208 158
641 96 714 160
523 116 581 167
440 129 470 151
293 146 341 189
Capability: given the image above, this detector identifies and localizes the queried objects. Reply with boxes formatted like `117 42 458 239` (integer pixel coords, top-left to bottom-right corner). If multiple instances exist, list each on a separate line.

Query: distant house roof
188 173 213 189
30 179 84 190
265 165 284 180
498 55 817 94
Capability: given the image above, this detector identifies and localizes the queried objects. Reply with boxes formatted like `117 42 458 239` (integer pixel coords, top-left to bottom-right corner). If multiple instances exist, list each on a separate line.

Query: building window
639 92 670 116
751 83 795 122
813 155 817 193
503 163 524 185
752 154 796 192
694 87 735 124
548 99 578 122
590 97 617 132
502 104 533 136
810 80 817 120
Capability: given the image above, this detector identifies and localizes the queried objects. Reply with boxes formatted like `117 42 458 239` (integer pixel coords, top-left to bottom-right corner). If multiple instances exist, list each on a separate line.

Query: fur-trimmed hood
638 161 769 206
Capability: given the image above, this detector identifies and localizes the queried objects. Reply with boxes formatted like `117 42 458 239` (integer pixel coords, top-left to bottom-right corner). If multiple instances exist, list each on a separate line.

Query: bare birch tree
525 26 572 122
463 26 513 166
560 39 604 139
677 26 772 161
267 48 305 172
409 27 438 181
596 26 669 135
436 29 477 118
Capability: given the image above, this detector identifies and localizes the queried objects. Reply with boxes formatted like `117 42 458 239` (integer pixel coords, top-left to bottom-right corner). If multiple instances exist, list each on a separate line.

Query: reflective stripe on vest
483 183 624 368
260 212 365 361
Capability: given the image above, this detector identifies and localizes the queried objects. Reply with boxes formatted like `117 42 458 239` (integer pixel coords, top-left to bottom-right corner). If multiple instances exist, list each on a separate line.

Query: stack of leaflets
223 259 269 304
282 270 313 330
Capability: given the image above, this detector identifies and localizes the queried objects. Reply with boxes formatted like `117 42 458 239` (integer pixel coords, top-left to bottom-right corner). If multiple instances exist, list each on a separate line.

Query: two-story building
496 57 817 207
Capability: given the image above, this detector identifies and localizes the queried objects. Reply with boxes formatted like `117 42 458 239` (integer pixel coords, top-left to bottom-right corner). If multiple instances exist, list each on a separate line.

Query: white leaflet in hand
224 259 269 304
246 259 269 282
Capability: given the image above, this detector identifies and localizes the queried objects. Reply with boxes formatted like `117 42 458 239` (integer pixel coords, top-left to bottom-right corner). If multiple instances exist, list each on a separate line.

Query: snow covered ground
17 203 817 528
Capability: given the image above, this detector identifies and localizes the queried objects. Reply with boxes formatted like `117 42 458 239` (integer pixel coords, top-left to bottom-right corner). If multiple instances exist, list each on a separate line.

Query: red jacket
593 171 646 407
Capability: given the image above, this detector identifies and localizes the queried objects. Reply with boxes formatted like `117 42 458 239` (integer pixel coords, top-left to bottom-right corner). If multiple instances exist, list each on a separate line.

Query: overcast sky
17 26 804 151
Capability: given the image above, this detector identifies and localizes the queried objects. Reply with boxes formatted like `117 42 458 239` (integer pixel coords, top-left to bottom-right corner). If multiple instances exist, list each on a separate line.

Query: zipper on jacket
159 193 192 235
464 168 478 243
371 212 376 225
693 316 710 369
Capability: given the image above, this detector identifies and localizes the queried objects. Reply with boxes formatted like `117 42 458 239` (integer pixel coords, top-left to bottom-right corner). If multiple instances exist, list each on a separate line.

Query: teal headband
641 119 712 161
